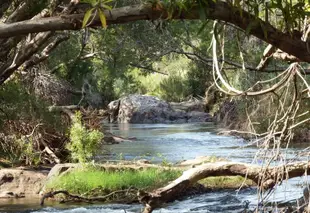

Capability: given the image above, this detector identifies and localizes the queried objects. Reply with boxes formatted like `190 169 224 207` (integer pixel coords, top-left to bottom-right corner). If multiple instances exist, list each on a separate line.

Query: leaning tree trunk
138 161 310 213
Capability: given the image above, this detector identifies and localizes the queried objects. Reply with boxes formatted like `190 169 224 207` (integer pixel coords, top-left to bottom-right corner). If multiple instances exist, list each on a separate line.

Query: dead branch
212 33 296 96
1 31 53 84
42 145 61 164
21 33 70 71
256 44 277 71
40 188 138 206
139 161 310 213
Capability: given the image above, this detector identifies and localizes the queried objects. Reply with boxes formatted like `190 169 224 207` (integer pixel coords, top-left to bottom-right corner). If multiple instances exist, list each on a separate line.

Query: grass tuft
46 168 181 194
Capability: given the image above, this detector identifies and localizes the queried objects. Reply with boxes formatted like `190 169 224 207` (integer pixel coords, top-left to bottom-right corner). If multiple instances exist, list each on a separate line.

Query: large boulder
170 100 206 112
107 99 121 123
117 95 177 123
187 111 213 123
108 95 212 124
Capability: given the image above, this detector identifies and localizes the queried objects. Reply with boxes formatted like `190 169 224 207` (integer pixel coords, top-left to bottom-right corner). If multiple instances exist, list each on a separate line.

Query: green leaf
101 4 112 10
267 2 279 9
98 8 107 29
82 8 95 28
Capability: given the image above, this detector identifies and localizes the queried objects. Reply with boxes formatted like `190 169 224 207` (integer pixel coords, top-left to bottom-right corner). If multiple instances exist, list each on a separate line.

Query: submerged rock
108 94 212 124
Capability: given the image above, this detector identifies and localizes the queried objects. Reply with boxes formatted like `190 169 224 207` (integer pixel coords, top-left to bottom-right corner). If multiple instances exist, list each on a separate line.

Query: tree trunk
138 161 310 213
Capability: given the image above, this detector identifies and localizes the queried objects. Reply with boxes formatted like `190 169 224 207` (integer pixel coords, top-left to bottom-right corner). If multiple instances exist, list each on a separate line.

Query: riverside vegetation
42 163 254 205
2 0 310 212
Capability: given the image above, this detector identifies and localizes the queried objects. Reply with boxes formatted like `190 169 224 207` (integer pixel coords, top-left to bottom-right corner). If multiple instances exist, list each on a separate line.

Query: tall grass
46 168 181 194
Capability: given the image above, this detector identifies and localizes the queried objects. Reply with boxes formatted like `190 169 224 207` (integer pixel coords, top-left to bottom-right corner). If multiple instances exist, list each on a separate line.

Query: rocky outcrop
108 95 212 124
170 100 206 112
0 168 48 198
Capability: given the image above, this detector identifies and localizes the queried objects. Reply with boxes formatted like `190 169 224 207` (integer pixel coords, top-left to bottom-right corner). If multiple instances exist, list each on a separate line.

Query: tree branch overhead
1 1 310 63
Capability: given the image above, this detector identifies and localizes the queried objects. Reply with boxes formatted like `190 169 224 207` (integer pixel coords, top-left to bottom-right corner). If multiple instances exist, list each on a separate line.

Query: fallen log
138 161 310 213
103 132 136 144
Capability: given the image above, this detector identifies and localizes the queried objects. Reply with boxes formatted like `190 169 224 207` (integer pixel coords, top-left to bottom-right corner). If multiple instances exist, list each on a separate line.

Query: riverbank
0 157 254 205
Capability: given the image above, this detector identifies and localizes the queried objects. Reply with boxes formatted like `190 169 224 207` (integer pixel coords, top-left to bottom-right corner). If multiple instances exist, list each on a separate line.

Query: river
1 123 308 213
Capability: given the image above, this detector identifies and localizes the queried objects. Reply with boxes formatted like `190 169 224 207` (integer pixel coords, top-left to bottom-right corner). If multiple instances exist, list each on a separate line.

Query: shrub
67 112 104 163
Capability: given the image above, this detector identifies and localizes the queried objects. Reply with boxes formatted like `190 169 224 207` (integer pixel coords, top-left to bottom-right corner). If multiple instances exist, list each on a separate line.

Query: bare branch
0 31 53 84
212 34 295 96
21 33 70 71
40 188 138 206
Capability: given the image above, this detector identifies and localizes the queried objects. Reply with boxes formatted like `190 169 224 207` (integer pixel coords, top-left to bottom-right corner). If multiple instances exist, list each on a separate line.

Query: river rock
170 100 206 112
0 168 48 197
107 94 212 124
117 95 173 123
187 111 213 122
107 99 120 123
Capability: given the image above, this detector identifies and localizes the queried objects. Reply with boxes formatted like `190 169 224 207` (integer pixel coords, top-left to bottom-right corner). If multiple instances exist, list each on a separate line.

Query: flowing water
1 123 308 213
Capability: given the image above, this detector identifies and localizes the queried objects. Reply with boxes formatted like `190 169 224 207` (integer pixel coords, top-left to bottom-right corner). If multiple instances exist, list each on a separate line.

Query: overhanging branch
0 1 310 63
171 50 310 74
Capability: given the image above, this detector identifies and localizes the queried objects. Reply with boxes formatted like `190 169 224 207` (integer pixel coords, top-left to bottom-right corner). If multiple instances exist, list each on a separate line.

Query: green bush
67 112 104 163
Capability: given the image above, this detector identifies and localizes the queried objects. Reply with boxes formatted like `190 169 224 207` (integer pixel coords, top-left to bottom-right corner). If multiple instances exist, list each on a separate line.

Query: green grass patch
199 176 255 189
46 168 181 195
